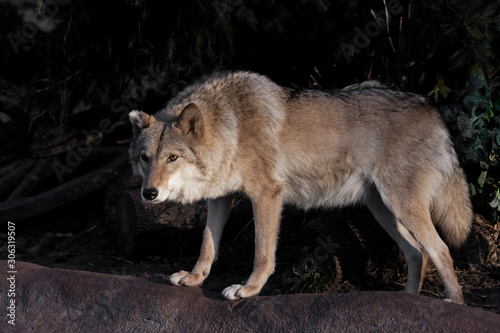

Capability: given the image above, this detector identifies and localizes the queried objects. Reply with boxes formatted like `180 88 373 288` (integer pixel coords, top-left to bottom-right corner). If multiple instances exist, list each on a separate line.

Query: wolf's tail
431 167 474 248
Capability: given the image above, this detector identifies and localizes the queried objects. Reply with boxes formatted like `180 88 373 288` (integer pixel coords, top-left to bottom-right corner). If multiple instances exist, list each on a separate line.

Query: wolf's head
128 103 210 204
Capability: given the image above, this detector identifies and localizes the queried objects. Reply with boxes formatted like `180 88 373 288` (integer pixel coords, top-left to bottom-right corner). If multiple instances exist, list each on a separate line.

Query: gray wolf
128 71 473 303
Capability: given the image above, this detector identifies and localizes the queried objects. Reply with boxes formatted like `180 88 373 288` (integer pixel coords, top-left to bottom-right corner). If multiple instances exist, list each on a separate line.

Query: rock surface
1 261 499 332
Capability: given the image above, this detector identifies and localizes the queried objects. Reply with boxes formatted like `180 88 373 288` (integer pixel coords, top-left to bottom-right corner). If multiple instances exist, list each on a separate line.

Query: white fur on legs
364 187 426 295
169 195 233 288
222 191 282 300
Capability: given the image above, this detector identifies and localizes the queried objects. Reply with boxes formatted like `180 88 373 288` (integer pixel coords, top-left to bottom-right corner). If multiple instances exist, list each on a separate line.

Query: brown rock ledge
1 261 499 332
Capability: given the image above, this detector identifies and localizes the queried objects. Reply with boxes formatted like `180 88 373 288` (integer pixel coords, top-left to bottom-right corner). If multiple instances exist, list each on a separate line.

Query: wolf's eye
168 155 178 162
140 154 149 162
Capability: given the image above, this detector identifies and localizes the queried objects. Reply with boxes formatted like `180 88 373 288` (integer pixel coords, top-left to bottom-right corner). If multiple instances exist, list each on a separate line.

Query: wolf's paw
169 270 190 286
222 284 260 300
169 270 204 287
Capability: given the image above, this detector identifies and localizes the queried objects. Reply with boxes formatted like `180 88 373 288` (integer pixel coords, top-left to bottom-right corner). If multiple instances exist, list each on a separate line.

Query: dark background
0 0 499 312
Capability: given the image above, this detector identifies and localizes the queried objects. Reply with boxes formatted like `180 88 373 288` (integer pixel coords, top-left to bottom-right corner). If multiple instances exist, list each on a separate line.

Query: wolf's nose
143 188 158 201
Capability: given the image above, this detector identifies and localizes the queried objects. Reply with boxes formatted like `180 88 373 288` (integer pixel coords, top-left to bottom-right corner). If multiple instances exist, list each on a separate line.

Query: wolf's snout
143 188 159 201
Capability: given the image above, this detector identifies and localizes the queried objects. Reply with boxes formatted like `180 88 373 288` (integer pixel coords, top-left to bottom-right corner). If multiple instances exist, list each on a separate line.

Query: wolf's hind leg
170 195 233 287
366 185 463 304
364 186 428 295
399 209 462 303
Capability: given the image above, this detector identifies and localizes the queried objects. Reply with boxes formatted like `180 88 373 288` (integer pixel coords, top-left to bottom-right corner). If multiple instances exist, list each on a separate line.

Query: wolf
128 71 473 303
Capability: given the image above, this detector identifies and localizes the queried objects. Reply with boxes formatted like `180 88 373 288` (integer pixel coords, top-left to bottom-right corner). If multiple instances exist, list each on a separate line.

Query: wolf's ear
129 110 154 136
176 103 204 140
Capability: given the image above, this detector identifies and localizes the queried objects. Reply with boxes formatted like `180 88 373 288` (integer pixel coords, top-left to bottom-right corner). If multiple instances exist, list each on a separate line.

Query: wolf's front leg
170 195 233 287
222 190 282 300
